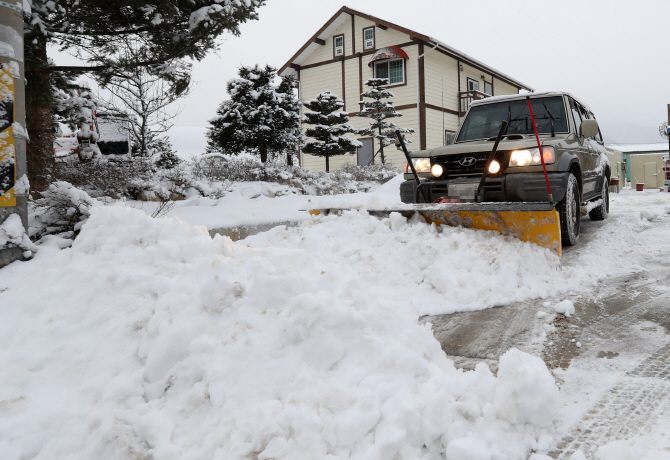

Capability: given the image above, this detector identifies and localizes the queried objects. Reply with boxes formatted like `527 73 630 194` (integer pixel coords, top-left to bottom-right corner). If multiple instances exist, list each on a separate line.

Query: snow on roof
470 91 591 112
606 143 669 154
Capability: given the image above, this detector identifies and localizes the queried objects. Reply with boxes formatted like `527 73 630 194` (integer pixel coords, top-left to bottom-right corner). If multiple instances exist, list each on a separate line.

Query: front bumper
399 173 569 203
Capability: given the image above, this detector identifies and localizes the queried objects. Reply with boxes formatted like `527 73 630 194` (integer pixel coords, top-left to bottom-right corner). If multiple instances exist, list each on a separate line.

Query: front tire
589 176 609 221
557 173 580 246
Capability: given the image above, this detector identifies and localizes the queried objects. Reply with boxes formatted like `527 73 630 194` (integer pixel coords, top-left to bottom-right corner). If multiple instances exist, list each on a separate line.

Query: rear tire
557 173 580 247
589 176 609 221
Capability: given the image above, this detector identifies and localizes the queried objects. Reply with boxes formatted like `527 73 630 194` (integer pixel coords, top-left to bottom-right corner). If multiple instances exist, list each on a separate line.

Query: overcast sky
58 0 670 144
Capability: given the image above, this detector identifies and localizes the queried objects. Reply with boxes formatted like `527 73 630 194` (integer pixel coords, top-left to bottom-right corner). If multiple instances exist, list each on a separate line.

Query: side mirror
580 119 599 139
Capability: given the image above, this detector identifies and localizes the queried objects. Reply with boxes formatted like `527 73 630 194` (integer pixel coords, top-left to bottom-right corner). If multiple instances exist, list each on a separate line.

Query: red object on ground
610 178 619 186
636 183 645 191
434 198 460 203
526 97 553 200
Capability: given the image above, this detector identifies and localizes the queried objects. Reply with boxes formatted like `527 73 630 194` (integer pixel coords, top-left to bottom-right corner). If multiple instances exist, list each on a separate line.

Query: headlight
488 160 501 174
509 147 555 167
431 164 443 177
412 158 431 173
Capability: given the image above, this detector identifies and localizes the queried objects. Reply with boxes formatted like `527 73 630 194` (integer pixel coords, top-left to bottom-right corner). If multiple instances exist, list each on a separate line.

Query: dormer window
368 46 409 86
333 34 344 57
363 27 375 50
374 59 405 85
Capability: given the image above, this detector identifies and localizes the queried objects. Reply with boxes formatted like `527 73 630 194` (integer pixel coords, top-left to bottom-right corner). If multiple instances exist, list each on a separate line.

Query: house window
333 34 344 57
467 78 479 92
374 58 405 85
484 81 493 95
363 27 375 50
445 130 455 145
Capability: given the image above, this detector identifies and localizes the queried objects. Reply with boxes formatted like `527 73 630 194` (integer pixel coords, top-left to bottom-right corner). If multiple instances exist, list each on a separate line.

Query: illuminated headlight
412 158 431 173
431 164 444 177
488 160 501 174
509 147 555 167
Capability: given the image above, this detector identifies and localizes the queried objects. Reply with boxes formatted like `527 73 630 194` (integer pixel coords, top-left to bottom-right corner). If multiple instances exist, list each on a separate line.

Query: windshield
456 96 569 142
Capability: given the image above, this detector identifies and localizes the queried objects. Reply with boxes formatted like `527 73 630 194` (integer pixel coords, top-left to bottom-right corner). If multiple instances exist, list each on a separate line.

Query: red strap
526 97 552 200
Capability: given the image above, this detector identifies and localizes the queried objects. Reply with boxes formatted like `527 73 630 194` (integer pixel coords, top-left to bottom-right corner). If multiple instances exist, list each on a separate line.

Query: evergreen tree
302 92 363 172
23 0 265 190
357 78 414 164
153 137 181 169
275 75 303 165
206 65 302 162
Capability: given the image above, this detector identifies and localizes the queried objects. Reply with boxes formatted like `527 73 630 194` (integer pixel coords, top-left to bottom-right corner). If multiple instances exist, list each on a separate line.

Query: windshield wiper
542 102 556 137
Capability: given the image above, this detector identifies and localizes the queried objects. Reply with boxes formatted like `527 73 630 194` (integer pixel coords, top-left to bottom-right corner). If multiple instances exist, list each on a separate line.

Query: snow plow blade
309 202 562 257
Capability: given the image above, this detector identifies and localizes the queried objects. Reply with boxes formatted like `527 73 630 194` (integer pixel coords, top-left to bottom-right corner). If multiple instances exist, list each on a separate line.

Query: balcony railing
459 90 490 117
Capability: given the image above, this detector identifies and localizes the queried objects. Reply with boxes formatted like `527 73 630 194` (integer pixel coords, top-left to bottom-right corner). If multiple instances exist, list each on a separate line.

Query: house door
358 138 373 165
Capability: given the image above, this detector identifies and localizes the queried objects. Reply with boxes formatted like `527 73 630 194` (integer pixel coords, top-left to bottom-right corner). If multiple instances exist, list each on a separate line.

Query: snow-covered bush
30 181 100 241
55 159 153 199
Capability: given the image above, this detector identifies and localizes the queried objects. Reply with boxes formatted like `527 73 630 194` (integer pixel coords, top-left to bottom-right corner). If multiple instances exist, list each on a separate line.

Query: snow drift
0 207 560 459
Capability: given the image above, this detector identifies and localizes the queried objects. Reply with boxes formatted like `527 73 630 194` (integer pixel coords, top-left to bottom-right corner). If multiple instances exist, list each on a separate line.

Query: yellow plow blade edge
308 202 562 257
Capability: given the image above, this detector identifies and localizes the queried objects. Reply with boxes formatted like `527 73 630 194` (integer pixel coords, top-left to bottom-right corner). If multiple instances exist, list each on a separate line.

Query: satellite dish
660 122 669 140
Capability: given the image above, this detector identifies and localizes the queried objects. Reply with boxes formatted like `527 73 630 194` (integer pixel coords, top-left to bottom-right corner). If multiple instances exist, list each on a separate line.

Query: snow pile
640 210 659 221
553 300 575 317
0 213 36 256
0 206 559 459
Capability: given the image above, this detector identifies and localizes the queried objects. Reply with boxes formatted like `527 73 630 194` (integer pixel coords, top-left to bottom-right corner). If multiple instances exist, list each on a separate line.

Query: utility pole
0 1 29 267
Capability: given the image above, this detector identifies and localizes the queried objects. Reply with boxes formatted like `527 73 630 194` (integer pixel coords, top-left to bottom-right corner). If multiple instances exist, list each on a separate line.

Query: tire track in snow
549 343 670 459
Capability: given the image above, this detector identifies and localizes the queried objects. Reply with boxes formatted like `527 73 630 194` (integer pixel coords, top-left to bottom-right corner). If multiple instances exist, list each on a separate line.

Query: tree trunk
325 156 330 172
378 127 385 164
25 34 55 193
260 143 268 163
287 150 293 166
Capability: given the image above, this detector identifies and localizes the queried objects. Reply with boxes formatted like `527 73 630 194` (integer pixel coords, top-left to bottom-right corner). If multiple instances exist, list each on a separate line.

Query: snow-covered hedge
55 153 400 200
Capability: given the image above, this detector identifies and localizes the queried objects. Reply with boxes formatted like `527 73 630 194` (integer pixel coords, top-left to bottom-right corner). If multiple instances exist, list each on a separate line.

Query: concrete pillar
0 1 28 267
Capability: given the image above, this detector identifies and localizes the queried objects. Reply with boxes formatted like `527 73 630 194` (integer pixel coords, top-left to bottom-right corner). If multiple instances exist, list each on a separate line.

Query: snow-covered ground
1 180 669 459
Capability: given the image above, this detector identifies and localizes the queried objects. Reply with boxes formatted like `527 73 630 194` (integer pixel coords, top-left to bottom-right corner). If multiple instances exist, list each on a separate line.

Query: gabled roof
278 6 533 92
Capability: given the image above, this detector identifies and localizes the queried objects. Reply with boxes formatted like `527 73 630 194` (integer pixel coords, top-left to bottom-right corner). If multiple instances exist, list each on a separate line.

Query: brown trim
314 38 325 46
346 102 417 118
418 42 427 150
298 40 417 70
351 13 356 54
289 63 300 71
278 8 350 75
279 6 531 91
491 76 495 96
376 23 388 30
358 54 363 102
356 136 374 166
362 26 375 51
333 33 345 59
341 58 346 111
279 6 430 75
434 46 526 92
425 103 459 116
457 59 461 94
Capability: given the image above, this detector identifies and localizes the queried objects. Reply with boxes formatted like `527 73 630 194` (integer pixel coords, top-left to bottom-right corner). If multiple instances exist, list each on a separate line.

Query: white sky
55 0 670 144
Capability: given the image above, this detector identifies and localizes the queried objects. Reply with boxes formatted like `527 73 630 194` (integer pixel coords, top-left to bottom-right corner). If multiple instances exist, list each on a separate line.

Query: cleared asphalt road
422 208 670 459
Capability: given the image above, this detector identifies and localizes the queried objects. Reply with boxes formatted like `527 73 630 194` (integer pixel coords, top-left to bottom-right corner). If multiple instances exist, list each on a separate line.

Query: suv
399 92 610 246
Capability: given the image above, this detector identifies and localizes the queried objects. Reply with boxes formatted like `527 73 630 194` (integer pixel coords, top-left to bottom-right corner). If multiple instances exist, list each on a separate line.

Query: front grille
435 151 508 179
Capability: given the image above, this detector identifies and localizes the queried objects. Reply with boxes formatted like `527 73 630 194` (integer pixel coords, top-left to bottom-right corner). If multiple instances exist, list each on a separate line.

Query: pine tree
153 138 181 169
302 92 363 172
357 78 414 164
275 75 303 165
206 65 301 162
23 0 265 190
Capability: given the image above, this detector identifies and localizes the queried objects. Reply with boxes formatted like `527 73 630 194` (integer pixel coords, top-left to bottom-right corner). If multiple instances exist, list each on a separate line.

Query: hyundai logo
458 156 477 167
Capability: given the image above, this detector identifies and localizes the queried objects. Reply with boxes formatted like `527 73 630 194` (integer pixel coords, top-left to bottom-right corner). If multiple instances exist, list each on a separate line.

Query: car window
456 96 569 142
569 98 582 135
